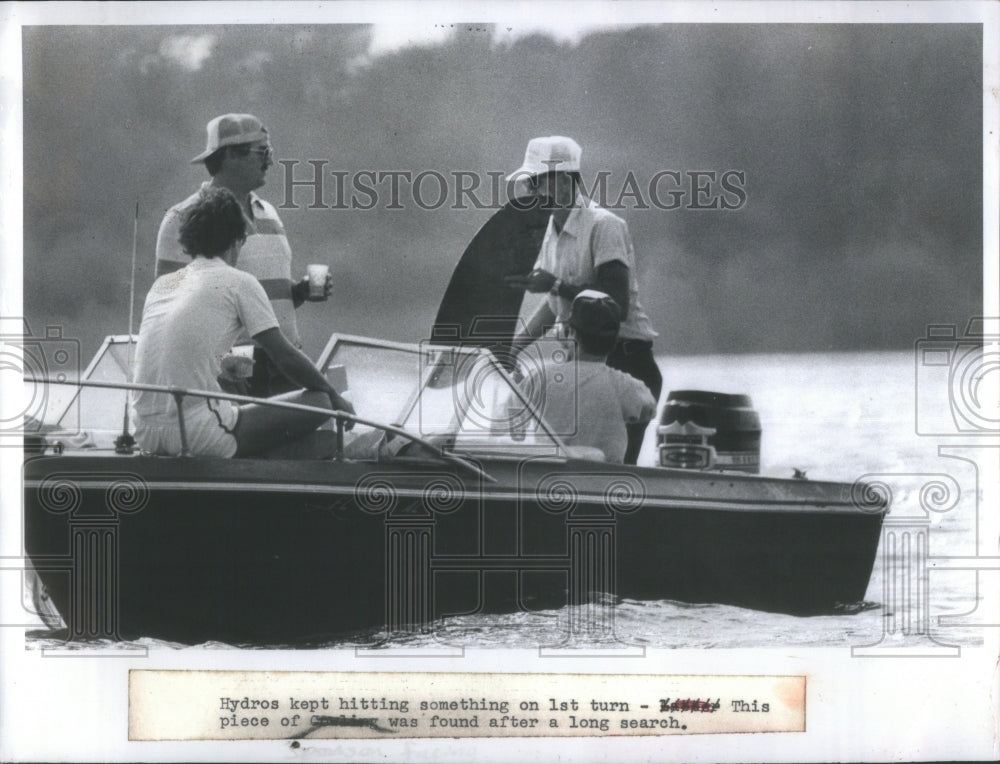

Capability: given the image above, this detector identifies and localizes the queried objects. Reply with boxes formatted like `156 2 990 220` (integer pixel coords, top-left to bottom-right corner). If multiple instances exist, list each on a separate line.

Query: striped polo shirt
154 182 300 346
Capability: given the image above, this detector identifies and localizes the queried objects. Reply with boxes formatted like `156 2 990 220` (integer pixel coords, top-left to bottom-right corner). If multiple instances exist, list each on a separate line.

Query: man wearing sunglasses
504 136 661 465
155 113 330 397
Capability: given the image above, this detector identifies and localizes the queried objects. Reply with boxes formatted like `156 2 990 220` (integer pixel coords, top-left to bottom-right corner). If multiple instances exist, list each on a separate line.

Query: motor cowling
657 390 761 473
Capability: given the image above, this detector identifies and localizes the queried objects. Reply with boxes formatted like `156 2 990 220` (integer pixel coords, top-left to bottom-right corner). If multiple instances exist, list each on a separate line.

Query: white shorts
135 399 239 457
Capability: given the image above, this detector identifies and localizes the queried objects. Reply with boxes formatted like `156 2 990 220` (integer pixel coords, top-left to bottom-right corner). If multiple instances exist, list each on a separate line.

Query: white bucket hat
190 113 269 164
507 136 582 180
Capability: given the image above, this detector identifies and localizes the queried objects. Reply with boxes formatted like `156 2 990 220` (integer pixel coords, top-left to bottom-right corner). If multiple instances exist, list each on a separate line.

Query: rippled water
26 350 988 651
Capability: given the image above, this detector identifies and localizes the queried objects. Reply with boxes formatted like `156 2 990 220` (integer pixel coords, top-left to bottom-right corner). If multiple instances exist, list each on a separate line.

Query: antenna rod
127 200 139 342
116 200 140 454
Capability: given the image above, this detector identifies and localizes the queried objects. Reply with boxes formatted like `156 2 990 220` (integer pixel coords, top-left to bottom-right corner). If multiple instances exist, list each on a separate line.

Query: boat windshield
317 335 563 455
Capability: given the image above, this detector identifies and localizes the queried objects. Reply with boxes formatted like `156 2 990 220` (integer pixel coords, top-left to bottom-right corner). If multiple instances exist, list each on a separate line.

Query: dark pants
247 347 300 399
605 339 663 465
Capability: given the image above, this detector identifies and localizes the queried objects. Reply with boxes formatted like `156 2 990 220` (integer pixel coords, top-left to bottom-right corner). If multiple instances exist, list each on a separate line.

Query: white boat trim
22 478 873 514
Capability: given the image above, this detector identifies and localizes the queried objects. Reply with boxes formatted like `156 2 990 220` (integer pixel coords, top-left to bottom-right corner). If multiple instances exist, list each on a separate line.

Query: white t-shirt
155 184 300 346
132 256 279 420
529 358 657 463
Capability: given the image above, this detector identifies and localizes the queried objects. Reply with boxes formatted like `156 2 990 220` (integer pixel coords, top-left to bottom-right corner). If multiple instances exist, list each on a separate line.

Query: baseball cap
568 289 621 340
507 136 582 180
190 113 269 164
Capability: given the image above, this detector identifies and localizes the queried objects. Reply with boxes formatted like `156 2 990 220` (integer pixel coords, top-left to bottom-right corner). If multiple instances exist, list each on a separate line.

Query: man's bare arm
252 327 355 417
506 261 631 320
594 260 630 320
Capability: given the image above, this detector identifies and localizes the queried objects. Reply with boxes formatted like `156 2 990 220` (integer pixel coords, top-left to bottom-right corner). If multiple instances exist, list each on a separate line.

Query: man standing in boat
504 136 662 465
155 113 329 397
134 186 354 458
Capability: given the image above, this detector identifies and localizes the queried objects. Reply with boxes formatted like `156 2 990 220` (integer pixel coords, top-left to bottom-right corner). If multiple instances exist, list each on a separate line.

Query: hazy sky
18 21 984 360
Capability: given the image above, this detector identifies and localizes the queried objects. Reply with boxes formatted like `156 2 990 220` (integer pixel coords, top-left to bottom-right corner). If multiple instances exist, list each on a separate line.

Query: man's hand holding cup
293 264 332 305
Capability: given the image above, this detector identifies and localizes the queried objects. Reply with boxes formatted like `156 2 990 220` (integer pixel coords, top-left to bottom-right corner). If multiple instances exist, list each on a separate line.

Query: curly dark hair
178 186 247 257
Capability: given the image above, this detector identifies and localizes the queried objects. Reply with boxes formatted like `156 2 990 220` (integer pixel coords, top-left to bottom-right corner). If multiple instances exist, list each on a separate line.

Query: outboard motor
657 390 761 473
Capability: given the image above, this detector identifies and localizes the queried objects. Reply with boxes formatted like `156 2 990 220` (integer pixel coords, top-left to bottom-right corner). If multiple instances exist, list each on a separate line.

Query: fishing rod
114 200 139 454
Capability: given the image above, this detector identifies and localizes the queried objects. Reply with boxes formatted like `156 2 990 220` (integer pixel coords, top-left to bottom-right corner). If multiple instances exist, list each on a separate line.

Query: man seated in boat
519 290 656 463
132 186 354 458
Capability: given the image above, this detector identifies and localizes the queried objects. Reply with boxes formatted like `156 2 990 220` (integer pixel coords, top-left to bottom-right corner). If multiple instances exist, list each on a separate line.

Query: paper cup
307 264 329 301
220 352 254 379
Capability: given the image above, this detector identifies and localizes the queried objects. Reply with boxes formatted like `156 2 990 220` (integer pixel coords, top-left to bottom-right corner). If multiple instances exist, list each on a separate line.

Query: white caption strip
129 671 805 740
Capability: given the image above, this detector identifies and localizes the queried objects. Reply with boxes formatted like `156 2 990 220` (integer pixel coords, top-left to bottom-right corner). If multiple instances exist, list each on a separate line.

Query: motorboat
20 203 888 645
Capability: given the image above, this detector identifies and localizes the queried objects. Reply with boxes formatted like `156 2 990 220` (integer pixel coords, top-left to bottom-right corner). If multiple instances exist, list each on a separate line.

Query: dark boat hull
23 453 885 644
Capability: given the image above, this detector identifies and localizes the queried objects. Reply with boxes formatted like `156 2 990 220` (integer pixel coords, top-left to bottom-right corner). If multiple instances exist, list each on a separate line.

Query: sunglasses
231 144 273 160
526 171 566 191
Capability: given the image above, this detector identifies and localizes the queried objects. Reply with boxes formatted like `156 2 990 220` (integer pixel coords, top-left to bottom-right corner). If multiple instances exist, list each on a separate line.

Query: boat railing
23 375 496 483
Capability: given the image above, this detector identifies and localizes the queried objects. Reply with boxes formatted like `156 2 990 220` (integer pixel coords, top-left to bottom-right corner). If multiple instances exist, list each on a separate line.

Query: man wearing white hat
505 136 661 465
155 114 330 397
